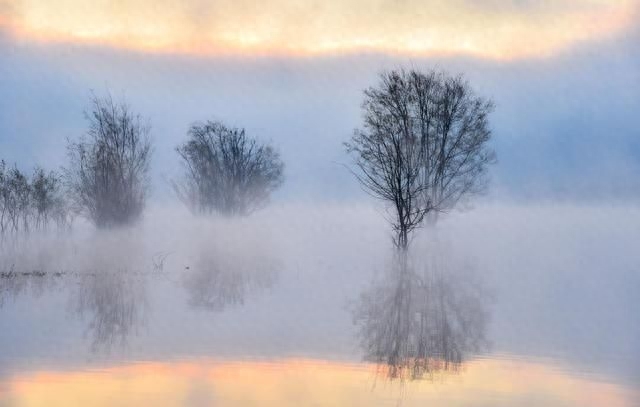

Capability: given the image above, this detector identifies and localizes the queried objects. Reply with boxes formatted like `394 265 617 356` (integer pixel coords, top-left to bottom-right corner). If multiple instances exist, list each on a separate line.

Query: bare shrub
65 94 152 228
174 121 284 216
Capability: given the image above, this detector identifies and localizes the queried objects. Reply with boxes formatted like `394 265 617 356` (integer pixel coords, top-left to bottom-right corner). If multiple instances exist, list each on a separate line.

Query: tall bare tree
346 69 495 250
65 94 152 228
174 121 284 216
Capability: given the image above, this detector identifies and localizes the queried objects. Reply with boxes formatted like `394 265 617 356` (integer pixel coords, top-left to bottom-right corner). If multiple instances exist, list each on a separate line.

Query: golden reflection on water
1 357 635 406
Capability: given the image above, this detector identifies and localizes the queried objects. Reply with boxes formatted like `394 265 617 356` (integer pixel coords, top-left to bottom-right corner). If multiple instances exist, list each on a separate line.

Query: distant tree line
2 66 495 241
0 161 69 237
1 92 286 239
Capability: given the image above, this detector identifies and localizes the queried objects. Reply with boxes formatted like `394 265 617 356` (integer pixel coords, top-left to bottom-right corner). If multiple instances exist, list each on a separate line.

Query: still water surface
0 204 638 406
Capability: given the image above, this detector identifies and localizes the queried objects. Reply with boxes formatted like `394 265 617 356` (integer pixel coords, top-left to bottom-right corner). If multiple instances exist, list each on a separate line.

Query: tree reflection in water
1 267 148 353
353 252 489 380
73 270 148 353
0 269 61 308
182 249 278 311
1 246 278 354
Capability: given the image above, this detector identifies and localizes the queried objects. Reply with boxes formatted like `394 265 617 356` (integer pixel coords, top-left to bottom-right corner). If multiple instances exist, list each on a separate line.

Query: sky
0 0 639 202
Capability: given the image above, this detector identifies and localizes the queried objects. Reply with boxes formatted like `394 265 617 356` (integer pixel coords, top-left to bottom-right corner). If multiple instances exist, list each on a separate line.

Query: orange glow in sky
0 0 637 59
1 357 636 406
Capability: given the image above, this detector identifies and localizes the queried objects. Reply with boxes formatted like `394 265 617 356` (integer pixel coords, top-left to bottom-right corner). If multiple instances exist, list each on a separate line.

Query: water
0 203 638 406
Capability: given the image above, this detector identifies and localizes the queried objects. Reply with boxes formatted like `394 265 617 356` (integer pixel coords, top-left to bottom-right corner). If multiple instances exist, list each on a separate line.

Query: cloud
2 0 637 59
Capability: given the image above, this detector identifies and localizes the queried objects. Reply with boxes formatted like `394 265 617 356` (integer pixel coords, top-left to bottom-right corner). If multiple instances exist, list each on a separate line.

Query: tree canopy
347 68 496 250
174 121 284 216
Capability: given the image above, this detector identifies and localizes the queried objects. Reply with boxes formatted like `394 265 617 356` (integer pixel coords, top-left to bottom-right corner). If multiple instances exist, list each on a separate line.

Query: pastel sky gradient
1 0 637 59
1 1 639 201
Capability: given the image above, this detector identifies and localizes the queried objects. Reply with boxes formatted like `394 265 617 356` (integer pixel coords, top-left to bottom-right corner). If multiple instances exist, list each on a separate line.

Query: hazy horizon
2 1 639 204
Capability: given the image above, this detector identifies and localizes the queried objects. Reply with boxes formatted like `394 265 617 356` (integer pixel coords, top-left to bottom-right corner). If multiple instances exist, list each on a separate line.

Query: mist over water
1 200 638 405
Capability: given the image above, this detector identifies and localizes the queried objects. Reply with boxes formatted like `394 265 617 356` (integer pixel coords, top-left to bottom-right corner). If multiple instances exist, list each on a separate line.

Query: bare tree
0 162 69 239
65 94 152 228
174 121 284 216
9 167 31 234
0 163 33 235
346 69 495 250
31 167 68 231
0 161 6 236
